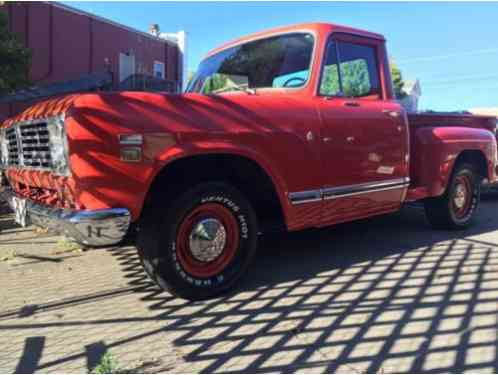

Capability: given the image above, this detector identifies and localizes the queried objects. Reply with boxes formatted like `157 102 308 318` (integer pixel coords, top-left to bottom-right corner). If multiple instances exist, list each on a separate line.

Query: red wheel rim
452 175 473 219
176 203 239 278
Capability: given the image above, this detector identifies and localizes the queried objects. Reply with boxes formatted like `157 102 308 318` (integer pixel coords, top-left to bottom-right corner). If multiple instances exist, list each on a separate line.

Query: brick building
1 2 185 120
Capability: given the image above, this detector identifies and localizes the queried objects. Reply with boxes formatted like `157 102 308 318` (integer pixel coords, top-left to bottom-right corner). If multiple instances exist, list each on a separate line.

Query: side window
319 39 381 99
319 41 341 96
337 42 380 98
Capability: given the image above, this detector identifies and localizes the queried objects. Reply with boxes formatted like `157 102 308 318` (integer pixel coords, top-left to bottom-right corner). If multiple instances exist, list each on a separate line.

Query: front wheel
424 163 481 229
137 182 258 300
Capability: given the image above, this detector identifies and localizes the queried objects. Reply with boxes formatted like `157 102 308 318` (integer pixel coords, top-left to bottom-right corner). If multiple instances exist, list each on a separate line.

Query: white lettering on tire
201 196 240 212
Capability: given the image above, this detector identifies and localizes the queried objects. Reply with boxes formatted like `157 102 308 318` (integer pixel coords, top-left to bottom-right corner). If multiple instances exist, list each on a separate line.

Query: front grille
19 122 53 168
5 127 19 166
3 120 55 170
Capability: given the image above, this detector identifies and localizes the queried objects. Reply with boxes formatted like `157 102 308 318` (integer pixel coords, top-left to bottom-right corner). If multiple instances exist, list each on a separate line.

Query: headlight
46 114 70 176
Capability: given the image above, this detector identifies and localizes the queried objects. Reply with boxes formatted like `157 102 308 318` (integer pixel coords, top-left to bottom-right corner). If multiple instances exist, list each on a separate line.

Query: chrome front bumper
0 187 131 246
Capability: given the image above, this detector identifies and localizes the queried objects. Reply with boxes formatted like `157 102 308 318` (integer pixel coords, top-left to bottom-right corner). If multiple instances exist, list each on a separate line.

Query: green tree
390 59 406 99
201 73 229 94
0 10 31 96
320 58 407 99
320 60 371 97
320 64 340 96
341 60 371 97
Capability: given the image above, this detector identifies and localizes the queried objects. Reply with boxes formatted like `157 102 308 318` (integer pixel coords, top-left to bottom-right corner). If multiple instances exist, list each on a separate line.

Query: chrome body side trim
288 178 410 205
322 178 410 200
0 187 130 246
288 190 322 204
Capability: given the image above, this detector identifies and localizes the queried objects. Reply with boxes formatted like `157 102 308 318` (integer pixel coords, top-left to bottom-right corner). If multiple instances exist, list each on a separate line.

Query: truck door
316 35 409 225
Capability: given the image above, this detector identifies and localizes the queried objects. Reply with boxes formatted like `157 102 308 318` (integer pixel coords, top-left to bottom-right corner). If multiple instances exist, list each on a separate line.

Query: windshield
186 33 315 94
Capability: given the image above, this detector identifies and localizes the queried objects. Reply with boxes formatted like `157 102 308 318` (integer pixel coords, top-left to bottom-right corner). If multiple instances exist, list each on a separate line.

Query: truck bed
408 112 497 133
406 111 498 202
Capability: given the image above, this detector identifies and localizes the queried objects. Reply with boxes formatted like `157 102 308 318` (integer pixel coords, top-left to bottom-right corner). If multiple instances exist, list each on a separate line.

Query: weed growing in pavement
56 238 81 252
92 352 120 374
0 249 17 262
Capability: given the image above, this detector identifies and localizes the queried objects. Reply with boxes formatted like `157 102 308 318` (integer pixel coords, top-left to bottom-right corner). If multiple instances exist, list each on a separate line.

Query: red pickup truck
1 23 497 300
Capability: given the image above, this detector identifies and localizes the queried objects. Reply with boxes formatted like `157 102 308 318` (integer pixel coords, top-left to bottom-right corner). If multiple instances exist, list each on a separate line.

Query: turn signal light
120 147 142 162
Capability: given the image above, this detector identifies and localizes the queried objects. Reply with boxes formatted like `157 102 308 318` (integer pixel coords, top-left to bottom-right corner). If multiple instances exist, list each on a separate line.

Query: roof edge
205 22 385 59
50 2 176 47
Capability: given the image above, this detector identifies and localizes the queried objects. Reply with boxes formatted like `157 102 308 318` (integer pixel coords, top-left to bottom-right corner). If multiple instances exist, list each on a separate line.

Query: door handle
344 101 360 107
382 109 400 118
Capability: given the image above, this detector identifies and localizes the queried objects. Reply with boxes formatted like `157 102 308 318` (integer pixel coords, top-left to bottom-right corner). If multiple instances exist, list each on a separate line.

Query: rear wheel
424 163 481 229
137 182 258 300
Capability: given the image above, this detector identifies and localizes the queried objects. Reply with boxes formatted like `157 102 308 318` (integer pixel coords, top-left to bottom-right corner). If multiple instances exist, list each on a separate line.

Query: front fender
411 126 496 197
144 137 292 224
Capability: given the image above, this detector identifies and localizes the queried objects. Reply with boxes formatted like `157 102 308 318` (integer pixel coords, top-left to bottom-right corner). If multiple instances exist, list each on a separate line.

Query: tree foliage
320 60 373 97
202 73 228 94
0 10 31 96
320 58 407 99
390 59 407 99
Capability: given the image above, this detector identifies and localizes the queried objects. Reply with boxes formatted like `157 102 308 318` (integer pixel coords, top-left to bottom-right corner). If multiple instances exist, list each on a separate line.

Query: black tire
424 162 481 229
137 181 258 300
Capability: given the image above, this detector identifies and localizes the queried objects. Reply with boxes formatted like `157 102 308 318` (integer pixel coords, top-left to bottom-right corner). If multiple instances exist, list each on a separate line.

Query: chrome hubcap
188 218 227 262
454 183 467 209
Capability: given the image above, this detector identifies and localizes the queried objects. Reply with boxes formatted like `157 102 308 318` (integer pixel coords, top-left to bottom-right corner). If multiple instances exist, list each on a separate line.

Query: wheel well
143 154 286 231
455 150 489 179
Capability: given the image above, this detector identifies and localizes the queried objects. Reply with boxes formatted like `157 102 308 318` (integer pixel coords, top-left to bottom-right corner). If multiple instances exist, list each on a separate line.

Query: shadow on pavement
4 201 498 373
107 202 498 373
0 200 17 234
14 336 45 374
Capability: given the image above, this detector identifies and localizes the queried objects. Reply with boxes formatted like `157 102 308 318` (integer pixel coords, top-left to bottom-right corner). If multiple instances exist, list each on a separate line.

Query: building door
119 53 136 82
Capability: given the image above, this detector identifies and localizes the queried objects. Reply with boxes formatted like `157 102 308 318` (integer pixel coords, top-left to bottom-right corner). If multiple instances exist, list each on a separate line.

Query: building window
154 61 165 79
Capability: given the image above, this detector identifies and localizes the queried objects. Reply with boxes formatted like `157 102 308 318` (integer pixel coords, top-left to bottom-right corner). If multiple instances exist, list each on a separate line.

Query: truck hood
2 94 80 128
2 91 250 132
1 92 184 128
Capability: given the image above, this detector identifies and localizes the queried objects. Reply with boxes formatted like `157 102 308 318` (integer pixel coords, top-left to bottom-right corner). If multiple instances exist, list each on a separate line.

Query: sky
66 1 498 111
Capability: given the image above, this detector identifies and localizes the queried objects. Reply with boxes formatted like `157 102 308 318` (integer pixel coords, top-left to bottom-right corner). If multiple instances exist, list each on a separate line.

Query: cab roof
205 22 385 59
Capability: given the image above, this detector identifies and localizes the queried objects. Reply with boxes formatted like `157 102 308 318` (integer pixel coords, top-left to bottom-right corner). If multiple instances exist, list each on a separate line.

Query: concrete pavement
1 197 498 373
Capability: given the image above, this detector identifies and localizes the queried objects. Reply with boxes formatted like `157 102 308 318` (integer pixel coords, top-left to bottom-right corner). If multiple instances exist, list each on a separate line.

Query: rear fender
411 126 497 197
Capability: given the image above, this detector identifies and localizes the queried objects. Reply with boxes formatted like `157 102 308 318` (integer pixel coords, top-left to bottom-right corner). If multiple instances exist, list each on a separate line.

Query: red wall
1 2 180 120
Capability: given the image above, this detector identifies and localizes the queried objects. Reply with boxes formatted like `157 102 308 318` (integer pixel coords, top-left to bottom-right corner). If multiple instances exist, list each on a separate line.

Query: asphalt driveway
1 197 498 373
